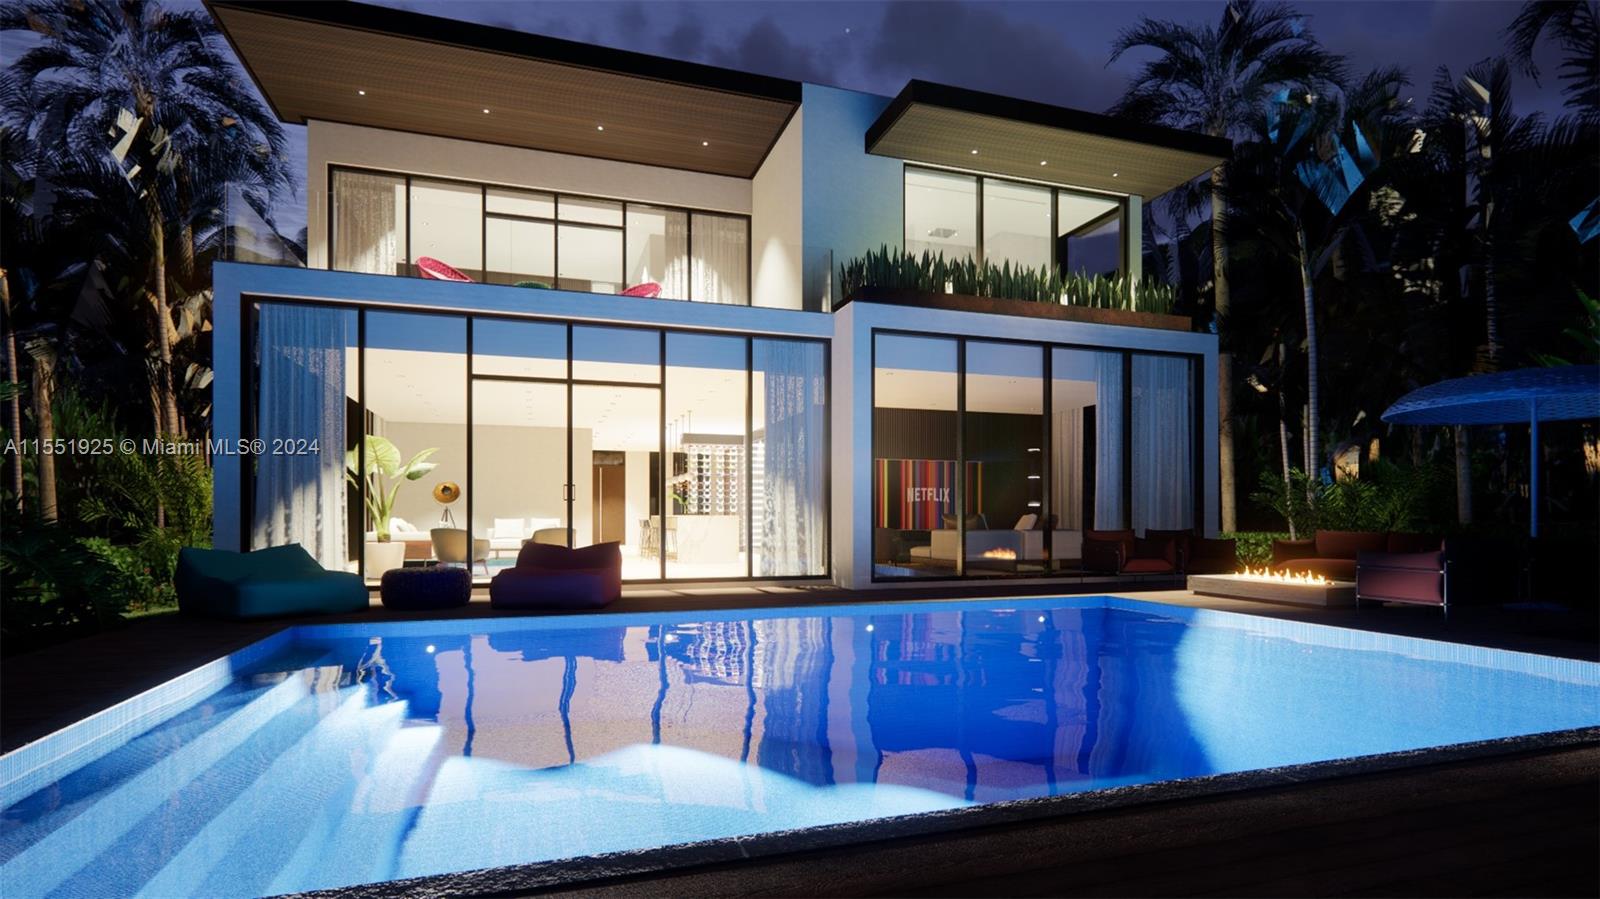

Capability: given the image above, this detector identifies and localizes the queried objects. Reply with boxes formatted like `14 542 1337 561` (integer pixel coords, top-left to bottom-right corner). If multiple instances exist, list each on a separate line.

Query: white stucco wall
801 85 904 309
750 109 804 310
305 121 752 269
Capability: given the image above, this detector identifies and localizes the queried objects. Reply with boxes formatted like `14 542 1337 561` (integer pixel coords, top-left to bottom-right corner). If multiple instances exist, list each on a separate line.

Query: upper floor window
331 167 750 304
902 165 1124 280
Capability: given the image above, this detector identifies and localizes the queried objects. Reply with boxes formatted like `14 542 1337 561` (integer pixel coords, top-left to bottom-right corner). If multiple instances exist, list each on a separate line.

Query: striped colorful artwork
873 459 983 528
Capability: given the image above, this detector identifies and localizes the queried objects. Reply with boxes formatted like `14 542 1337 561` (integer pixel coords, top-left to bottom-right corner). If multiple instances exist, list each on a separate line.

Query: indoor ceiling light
357 89 366 96
970 149 978 155
596 124 604 131
701 140 709 147
1039 160 1047 166
1111 172 1119 178
482 108 491 114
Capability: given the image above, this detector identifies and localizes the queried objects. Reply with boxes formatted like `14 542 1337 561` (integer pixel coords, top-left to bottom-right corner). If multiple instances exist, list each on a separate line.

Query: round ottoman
380 565 471 610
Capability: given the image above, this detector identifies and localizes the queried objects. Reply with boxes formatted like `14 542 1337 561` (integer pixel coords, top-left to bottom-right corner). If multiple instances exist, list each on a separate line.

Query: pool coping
283 726 1600 899
3 595 1596 895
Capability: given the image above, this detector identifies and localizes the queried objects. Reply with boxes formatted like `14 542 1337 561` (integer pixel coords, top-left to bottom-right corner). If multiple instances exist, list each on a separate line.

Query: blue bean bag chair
176 544 369 619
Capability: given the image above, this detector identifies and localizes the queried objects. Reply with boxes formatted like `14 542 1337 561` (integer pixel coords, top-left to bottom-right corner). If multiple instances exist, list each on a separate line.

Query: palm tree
1507 0 1599 115
1109 0 1344 531
1232 68 1412 479
0 0 292 436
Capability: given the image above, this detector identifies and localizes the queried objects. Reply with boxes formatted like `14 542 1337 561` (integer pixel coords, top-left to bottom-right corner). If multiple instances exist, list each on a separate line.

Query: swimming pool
2 596 1596 897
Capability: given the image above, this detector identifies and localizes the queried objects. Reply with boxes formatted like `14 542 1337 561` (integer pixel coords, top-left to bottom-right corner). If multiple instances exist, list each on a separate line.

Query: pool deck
3 584 1595 897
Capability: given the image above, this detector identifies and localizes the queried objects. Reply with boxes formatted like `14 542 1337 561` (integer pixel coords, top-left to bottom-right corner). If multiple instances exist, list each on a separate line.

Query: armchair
1081 529 1179 575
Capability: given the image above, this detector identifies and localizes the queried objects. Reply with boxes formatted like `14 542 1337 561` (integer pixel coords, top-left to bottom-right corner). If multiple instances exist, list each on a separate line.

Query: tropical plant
838 246 1177 313
345 435 438 542
1 515 129 653
1 0 294 437
1534 288 1600 365
1109 0 1346 532
1251 462 1452 534
1506 0 1600 114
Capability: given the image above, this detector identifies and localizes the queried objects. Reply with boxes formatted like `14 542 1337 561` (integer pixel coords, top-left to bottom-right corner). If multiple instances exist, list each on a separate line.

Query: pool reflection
327 606 1211 804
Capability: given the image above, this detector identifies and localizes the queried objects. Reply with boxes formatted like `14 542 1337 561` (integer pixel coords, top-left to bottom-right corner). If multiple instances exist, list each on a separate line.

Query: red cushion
621 281 662 298
1122 558 1176 574
1313 530 1386 560
415 256 473 282
1085 529 1135 549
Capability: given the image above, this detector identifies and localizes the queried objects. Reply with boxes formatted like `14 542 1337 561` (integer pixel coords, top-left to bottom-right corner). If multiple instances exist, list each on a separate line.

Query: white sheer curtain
331 170 403 275
252 305 353 569
1095 353 1125 529
691 213 749 305
1132 355 1194 531
756 339 826 576
661 211 690 299
1051 408 1085 529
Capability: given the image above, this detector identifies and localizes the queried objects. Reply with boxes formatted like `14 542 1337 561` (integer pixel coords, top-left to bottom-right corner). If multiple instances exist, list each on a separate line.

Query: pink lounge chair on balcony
620 281 661 298
415 256 473 282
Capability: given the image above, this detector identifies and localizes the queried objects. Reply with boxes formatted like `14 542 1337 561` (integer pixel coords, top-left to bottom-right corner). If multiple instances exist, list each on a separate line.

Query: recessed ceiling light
1039 160 1047 166
357 89 366 96
970 149 979 155
482 108 491 114
701 140 709 147
596 124 604 131
1111 171 1119 178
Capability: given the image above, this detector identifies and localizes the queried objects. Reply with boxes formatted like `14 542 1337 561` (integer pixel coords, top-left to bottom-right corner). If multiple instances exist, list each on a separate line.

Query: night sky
242 0 1573 234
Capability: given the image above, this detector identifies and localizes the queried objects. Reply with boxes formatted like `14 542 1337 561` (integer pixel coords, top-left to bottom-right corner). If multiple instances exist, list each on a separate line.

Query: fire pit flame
981 547 1017 560
1233 566 1328 585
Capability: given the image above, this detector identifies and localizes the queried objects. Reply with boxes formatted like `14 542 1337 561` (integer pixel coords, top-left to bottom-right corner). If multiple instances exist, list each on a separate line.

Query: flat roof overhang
206 1 801 179
867 81 1231 198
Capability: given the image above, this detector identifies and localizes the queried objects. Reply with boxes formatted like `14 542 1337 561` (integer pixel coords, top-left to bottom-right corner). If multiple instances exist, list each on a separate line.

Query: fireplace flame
1233 566 1329 585
981 547 1017 560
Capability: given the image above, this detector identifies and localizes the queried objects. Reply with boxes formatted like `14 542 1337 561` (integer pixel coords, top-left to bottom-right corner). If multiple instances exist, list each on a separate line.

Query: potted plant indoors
345 435 438 575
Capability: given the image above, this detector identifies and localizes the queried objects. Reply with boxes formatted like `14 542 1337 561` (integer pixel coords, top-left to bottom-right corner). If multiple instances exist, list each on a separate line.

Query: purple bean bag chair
489 541 622 610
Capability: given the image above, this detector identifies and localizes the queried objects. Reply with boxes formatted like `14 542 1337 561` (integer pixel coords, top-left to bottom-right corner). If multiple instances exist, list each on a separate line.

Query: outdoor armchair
175 544 367 620
1081 529 1178 575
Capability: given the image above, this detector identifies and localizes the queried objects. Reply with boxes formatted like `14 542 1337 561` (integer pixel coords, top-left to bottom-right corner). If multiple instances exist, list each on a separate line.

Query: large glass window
1132 355 1194 532
690 212 749 305
666 333 747 579
982 181 1051 272
872 334 960 579
1051 348 1125 558
484 188 555 287
902 167 1126 281
249 307 826 582
904 168 978 261
1057 190 1123 279
409 180 483 279
963 342 1046 575
361 312 468 583
251 303 359 573
626 205 689 300
329 168 751 304
331 170 405 275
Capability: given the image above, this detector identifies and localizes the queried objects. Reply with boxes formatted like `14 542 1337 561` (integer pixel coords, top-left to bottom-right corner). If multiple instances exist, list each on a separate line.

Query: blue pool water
2 596 1596 897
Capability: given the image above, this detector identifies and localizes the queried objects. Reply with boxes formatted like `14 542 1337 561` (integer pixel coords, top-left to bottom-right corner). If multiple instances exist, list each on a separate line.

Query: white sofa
487 517 562 557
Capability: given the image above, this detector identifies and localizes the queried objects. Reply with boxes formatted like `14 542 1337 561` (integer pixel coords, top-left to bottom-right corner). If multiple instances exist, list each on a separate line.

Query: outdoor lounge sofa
1356 547 1448 616
1272 530 1441 582
175 544 368 619
489 541 622 610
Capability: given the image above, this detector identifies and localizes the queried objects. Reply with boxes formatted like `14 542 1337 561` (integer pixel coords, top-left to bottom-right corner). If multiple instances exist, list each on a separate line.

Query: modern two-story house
206 0 1228 591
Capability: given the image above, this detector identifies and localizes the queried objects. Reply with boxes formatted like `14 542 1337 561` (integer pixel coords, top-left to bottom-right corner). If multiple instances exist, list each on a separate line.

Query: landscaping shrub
1250 461 1454 536
838 246 1177 313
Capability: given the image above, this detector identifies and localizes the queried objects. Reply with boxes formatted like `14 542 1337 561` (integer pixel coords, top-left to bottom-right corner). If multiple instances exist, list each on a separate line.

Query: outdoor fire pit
1187 567 1357 608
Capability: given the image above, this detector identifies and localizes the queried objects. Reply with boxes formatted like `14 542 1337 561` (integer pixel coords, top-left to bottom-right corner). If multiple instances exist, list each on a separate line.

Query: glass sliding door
361 312 468 582
873 334 960 578
250 303 359 573
484 188 555 287
1051 348 1125 567
558 198 623 293
752 338 827 577
572 384 659 579
665 333 747 579
963 341 1046 575
1056 190 1123 280
409 179 483 280
1132 354 1195 533
471 319 568 579
331 170 405 275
